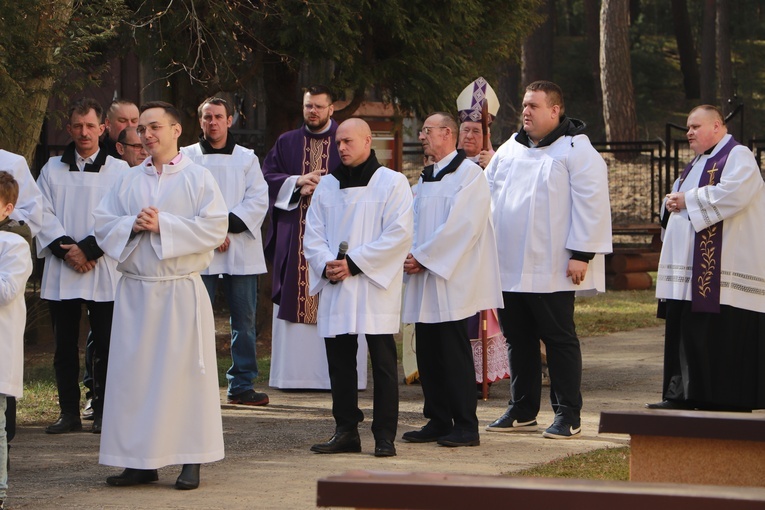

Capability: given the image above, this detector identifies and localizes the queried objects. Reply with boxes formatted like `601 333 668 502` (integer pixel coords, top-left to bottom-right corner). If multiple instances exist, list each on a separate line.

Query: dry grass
512 446 630 481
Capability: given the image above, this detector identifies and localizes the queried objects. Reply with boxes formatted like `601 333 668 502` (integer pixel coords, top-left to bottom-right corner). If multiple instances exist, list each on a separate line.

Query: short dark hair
304 85 335 104
117 126 139 144
198 97 232 118
68 98 104 123
526 81 565 116
0 171 19 207
140 101 182 124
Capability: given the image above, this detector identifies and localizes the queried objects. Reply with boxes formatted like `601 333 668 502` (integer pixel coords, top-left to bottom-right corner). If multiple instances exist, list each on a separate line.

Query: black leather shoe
106 468 159 487
310 430 361 454
645 399 694 410
437 430 480 447
45 414 82 434
374 439 396 457
401 423 451 443
175 464 200 490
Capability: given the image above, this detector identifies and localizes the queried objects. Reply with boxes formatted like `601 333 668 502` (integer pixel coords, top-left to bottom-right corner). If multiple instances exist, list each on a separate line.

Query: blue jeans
202 274 259 396
1 395 7 500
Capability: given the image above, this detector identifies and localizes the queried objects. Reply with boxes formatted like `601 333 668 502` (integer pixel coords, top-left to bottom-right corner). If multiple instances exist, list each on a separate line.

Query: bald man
650 105 765 412
304 118 413 457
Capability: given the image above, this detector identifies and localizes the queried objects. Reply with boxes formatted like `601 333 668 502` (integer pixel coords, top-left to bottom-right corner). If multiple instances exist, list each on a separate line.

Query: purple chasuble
678 136 739 313
262 120 340 323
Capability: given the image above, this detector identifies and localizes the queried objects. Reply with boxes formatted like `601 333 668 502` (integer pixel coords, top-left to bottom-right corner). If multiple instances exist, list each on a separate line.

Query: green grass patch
513 446 630 481
575 288 662 337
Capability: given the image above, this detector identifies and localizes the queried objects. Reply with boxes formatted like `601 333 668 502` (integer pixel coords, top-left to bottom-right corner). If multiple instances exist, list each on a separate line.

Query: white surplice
0 150 43 237
181 143 269 275
304 167 413 338
402 156 503 324
36 153 127 301
0 232 32 398
94 156 228 469
486 133 612 295
656 134 765 312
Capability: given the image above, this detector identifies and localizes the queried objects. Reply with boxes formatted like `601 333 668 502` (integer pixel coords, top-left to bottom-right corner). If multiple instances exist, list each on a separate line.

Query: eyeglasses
420 126 448 135
136 123 177 136
303 104 330 112
121 143 145 149
460 127 483 136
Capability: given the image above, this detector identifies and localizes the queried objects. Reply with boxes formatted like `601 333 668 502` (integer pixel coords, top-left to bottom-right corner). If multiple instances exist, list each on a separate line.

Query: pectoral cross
707 163 719 185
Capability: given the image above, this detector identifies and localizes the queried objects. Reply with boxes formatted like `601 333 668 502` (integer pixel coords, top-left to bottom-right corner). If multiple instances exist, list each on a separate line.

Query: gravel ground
7 326 671 509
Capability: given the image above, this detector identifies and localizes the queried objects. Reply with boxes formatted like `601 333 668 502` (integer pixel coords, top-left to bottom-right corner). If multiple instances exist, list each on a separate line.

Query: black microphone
330 241 348 285
336 241 348 260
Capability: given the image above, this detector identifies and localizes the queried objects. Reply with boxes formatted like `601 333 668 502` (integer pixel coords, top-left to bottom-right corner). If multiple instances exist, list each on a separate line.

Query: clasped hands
133 206 161 234
665 192 686 213
326 259 349 282
60 243 95 273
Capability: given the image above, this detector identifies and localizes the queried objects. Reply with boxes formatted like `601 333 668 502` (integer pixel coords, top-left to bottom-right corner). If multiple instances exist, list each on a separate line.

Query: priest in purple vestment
261 85 368 390
650 105 765 412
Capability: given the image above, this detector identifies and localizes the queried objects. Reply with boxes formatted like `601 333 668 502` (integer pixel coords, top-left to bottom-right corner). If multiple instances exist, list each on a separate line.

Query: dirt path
9 327 669 509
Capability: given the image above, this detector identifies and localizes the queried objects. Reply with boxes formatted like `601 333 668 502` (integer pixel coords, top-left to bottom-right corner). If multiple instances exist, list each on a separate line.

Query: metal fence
34 130 765 229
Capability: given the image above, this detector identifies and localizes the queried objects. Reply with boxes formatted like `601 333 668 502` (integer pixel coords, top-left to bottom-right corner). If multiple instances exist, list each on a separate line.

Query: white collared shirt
433 150 458 178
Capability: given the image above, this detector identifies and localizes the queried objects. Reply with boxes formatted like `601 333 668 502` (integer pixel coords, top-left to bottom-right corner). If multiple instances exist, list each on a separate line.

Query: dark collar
331 150 382 189
421 150 467 182
61 141 109 172
198 132 237 154
703 141 720 156
514 115 586 148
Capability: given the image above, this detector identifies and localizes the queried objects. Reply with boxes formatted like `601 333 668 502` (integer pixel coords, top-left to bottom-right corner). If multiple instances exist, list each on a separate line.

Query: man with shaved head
650 105 765 412
304 118 413 457
104 100 140 158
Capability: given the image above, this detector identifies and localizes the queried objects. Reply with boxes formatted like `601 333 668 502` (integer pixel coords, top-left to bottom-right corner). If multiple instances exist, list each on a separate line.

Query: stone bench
316 470 765 509
599 409 765 486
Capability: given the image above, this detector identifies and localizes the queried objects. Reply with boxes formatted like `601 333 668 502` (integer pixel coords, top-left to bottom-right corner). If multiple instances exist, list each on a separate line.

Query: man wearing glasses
115 127 148 167
103 100 140 159
262 85 368 391
95 101 228 490
402 112 503 448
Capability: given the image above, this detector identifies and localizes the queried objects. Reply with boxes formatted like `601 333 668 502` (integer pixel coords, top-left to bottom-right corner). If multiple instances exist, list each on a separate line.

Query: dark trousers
498 292 582 423
414 319 478 433
324 334 398 441
663 299 764 410
49 299 114 417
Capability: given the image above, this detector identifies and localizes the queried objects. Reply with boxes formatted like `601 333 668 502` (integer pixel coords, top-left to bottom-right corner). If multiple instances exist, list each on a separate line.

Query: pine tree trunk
521 0 555 87
700 0 717 104
716 0 734 114
671 0 701 99
600 0 638 148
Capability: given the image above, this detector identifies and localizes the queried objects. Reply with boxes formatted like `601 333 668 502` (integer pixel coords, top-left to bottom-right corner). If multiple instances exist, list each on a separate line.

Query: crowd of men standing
1 77 763 506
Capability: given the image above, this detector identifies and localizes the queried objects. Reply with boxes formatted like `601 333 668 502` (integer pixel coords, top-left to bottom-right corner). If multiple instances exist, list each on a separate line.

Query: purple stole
678 137 739 313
